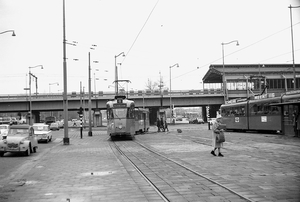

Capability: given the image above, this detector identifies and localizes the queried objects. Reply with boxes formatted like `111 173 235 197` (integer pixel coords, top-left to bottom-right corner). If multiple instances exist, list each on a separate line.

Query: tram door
283 104 299 136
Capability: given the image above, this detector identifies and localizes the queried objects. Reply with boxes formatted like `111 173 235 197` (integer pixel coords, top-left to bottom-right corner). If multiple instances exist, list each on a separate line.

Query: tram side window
107 109 114 119
134 111 139 120
250 103 280 115
221 106 245 117
127 107 134 119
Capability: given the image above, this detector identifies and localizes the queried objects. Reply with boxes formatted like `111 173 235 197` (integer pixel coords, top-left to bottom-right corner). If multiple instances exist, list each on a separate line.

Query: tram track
110 139 255 202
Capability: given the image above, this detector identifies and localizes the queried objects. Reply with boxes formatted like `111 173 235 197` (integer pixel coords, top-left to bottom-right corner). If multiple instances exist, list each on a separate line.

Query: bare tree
145 78 158 91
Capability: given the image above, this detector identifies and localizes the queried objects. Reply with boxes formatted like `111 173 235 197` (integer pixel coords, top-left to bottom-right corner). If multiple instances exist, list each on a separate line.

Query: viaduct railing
0 89 223 100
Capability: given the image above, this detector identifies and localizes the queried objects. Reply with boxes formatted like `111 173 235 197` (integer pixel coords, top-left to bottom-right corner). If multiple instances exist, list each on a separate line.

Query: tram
106 96 149 140
220 93 282 133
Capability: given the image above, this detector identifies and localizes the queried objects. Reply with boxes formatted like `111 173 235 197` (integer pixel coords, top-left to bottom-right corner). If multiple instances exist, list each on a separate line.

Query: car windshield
8 129 29 136
33 126 48 131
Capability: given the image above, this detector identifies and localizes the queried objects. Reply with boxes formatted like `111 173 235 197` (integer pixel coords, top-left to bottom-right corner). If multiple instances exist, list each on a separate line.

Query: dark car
189 118 205 124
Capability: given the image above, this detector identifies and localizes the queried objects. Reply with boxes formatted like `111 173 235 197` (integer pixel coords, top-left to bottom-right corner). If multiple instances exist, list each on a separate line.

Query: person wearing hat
211 117 224 157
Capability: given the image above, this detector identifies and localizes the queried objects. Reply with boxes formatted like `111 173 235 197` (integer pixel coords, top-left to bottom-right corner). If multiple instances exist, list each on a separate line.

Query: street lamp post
49 82 59 93
221 40 239 103
114 52 125 95
0 30 16 36
94 70 99 95
88 52 93 136
169 63 179 124
289 4 300 90
62 0 69 145
28 65 43 125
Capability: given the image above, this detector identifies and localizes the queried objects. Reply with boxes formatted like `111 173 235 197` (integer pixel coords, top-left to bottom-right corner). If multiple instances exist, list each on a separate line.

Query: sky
0 0 300 95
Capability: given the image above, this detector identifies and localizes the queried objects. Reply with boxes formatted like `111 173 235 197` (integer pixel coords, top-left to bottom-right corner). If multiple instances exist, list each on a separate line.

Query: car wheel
0 152 4 157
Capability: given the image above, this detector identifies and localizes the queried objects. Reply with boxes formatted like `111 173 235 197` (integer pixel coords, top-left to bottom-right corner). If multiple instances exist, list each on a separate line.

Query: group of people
156 117 168 132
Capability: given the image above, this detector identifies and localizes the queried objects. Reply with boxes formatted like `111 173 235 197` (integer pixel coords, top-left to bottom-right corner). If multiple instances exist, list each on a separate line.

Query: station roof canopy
202 64 300 83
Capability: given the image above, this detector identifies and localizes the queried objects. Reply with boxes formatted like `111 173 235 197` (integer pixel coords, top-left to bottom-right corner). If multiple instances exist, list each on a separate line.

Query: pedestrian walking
211 117 224 157
164 120 169 132
297 111 300 137
293 111 298 137
160 118 165 132
156 118 161 132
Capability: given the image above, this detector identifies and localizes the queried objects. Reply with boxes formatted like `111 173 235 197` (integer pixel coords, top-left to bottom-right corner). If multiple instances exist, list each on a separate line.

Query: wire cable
121 0 160 65
170 22 300 82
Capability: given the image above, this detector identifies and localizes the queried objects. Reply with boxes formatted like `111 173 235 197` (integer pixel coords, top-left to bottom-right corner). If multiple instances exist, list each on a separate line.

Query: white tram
106 96 149 140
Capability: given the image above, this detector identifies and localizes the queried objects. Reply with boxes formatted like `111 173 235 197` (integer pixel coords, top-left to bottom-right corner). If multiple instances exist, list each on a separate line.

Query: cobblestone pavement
0 124 299 202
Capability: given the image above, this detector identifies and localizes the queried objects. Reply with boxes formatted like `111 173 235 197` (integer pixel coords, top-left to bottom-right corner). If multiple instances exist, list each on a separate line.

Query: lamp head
12 31 16 36
122 53 125 57
236 41 239 46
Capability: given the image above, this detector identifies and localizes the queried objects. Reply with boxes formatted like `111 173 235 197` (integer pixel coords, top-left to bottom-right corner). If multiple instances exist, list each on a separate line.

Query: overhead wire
170 22 300 82
119 0 160 79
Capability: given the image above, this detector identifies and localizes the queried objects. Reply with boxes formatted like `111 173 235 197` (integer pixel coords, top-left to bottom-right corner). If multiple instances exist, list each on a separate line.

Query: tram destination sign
113 103 127 108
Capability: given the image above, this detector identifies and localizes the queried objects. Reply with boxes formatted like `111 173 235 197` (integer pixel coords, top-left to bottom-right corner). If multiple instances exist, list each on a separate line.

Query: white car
208 118 217 125
0 124 10 139
33 123 52 143
0 125 38 157
50 122 59 131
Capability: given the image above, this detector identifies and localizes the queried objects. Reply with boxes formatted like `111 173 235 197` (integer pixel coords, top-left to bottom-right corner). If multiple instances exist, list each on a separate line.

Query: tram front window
113 108 127 119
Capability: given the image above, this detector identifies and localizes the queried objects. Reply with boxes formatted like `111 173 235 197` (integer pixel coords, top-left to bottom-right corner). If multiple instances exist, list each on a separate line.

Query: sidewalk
0 130 158 202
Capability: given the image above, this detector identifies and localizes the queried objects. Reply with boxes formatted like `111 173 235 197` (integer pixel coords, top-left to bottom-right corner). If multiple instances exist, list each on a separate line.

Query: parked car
189 118 205 124
0 124 9 139
49 122 59 131
0 125 38 157
176 116 183 121
57 120 64 128
32 123 52 143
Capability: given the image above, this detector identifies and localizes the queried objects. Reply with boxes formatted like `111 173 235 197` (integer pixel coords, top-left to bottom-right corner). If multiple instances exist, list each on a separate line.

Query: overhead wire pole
169 63 179 124
289 4 300 90
115 52 125 96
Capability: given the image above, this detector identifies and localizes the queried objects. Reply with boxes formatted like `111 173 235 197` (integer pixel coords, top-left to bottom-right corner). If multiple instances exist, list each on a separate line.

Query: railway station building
202 63 300 100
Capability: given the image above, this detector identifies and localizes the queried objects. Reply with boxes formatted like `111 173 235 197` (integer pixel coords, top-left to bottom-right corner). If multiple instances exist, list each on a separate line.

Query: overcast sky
1 0 299 95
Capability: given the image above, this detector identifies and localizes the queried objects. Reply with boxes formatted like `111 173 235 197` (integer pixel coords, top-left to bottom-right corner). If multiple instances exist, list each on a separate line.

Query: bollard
208 122 211 130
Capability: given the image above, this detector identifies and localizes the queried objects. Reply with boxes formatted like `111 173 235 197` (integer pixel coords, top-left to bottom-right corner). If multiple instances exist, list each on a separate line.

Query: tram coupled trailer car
106 96 136 140
134 108 150 134
220 93 282 133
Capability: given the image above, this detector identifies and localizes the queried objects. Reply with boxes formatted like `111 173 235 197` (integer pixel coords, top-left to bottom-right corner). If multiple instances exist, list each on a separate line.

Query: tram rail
110 139 255 202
